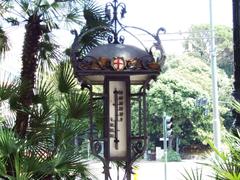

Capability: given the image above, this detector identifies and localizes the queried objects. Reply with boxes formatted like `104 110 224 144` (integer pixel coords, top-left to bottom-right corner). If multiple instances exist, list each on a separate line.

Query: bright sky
101 0 232 54
0 0 232 75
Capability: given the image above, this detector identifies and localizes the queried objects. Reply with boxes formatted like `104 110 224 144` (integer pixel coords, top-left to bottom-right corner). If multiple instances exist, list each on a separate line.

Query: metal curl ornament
133 141 144 154
69 0 166 179
105 0 126 44
93 141 102 155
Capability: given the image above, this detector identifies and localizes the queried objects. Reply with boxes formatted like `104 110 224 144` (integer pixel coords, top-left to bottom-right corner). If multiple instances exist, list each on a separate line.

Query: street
88 159 214 180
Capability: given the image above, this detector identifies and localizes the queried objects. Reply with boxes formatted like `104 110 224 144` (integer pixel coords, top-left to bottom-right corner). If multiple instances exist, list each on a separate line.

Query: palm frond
0 0 12 16
8 93 21 111
0 72 18 102
232 99 240 113
93 100 104 132
64 6 83 25
74 0 110 56
27 104 54 133
0 128 19 155
25 130 55 161
0 111 16 129
206 131 240 179
45 149 92 179
0 158 7 179
37 34 63 73
53 113 87 148
83 0 106 27
34 74 55 111
12 150 52 180
42 0 84 29
78 25 107 56
19 0 30 15
207 140 227 161
0 26 10 59
55 61 78 93
59 91 89 119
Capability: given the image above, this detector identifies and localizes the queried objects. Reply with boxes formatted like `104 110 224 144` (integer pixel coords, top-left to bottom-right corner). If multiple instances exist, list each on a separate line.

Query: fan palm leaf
37 33 63 73
0 158 7 179
205 131 240 179
0 71 18 102
0 128 19 156
0 26 10 60
55 60 78 94
0 0 105 137
27 105 54 133
180 167 203 180
0 130 51 179
59 91 89 119
93 100 104 132
44 149 93 179
34 75 55 110
53 114 86 148
232 99 240 114
71 0 111 57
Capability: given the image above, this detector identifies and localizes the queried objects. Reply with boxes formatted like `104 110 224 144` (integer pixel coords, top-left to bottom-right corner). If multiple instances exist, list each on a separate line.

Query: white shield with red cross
111 57 125 71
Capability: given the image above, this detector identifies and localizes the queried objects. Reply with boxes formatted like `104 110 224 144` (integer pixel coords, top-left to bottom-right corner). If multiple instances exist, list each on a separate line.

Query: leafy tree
147 55 232 149
0 0 109 138
183 24 233 77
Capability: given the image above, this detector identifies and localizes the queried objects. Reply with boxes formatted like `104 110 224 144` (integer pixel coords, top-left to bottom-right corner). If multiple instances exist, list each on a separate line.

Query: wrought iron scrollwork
104 0 166 66
105 0 126 44
92 140 102 155
69 0 166 179
133 140 144 154
105 0 127 21
123 26 166 66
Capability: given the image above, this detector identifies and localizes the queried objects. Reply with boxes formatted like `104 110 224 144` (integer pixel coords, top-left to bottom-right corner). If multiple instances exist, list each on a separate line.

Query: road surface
88 159 214 180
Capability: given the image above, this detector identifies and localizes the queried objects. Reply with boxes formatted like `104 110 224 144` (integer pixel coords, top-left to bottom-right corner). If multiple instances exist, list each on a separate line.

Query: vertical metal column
232 0 240 128
209 0 221 150
163 113 167 180
126 79 132 180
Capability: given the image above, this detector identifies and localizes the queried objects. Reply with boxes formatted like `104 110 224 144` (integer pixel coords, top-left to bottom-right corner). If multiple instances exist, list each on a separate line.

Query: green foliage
183 24 233 77
0 123 92 179
148 55 213 146
232 99 240 114
0 0 109 178
37 34 61 72
0 62 99 179
205 131 240 180
146 54 232 148
60 92 89 119
160 149 181 162
180 167 203 180
55 61 78 94
0 129 19 155
206 95 240 180
0 26 9 60
0 73 18 102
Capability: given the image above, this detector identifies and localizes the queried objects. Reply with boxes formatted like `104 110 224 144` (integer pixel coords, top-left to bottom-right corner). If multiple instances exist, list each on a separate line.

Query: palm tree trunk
15 15 43 138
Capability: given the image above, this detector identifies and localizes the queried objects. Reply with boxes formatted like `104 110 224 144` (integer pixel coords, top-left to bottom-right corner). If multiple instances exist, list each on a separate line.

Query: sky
103 0 233 53
0 0 233 75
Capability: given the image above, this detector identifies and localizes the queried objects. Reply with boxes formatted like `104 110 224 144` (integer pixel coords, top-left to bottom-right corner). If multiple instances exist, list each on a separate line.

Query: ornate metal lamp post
70 0 165 179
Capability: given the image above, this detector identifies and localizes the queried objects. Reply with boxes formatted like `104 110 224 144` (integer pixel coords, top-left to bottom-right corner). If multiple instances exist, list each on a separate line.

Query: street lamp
70 0 165 179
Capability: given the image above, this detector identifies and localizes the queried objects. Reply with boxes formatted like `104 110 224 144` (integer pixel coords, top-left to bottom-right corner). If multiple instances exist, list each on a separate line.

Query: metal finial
105 0 127 44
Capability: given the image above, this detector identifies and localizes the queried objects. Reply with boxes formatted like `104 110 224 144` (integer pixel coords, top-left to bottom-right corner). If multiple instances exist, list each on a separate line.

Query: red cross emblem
111 57 125 71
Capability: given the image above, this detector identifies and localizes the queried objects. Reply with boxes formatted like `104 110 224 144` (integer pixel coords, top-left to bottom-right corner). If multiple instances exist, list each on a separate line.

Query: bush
160 149 181 162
